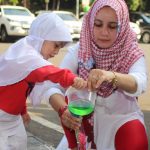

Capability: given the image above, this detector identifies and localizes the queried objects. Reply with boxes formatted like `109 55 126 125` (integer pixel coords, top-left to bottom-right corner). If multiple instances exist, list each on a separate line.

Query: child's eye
55 42 60 47
55 42 63 49
54 44 58 49
55 45 59 48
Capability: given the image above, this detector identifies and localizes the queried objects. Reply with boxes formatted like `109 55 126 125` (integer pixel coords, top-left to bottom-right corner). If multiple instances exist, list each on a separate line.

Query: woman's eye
94 22 102 27
108 23 118 29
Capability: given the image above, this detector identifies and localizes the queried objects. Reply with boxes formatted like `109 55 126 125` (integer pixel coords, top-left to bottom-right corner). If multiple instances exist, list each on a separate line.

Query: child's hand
72 77 87 89
22 112 31 127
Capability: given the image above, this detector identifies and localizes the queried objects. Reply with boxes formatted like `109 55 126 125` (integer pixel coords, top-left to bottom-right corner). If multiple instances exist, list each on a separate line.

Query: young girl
0 13 87 150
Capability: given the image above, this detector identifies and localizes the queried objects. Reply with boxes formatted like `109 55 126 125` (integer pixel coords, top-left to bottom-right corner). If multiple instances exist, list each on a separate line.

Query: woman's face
41 41 65 60
93 6 118 48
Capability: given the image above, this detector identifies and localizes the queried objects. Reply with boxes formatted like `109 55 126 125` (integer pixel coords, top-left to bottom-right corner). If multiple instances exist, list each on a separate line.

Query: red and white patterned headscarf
78 0 144 97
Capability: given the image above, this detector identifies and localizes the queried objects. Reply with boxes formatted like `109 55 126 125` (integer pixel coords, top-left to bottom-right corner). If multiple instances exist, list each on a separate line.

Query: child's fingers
73 77 87 89
77 80 87 89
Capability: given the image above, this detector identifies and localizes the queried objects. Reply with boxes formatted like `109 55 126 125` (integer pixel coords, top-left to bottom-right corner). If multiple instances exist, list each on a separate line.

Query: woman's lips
99 39 109 42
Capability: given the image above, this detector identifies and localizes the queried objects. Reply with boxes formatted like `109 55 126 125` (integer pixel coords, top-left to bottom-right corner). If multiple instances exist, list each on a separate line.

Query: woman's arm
49 45 81 130
88 57 147 95
49 93 67 112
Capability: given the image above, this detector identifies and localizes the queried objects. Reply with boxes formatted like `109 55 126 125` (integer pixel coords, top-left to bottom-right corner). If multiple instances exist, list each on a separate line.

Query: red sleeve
25 65 76 88
21 102 27 115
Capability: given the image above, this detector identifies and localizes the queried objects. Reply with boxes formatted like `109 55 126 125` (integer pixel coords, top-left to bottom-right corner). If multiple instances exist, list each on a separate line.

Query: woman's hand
61 109 82 130
88 69 138 94
72 77 87 89
88 69 114 91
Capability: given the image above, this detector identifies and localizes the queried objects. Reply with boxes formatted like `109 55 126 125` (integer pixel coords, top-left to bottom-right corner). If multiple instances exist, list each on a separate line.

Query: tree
0 0 5 4
56 0 60 10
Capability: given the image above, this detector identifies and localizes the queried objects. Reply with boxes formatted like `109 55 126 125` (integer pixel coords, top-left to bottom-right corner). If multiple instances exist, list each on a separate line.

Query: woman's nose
101 26 109 35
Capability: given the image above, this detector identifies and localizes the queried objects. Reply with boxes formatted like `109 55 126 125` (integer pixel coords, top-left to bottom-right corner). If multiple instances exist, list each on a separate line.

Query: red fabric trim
21 102 27 115
26 65 76 88
115 119 148 150
0 65 76 115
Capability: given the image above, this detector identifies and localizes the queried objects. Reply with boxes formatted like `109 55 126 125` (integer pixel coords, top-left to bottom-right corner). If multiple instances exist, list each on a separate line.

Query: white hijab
0 13 72 86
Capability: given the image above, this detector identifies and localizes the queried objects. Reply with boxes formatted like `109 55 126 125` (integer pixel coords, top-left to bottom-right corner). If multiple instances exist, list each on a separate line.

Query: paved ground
27 132 55 150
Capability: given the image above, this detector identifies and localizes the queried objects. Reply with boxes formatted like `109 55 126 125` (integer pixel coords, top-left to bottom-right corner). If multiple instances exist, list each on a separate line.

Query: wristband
112 71 117 89
58 105 68 117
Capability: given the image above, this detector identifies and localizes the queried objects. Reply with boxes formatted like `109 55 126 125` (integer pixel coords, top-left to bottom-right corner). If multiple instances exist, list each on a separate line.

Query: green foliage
0 0 4 3
0 0 19 5
1 0 148 13
126 0 140 11
83 5 90 12
9 0 19 5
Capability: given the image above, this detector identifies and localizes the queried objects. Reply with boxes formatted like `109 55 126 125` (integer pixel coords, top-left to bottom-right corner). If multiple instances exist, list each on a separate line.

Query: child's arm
22 112 31 127
26 65 86 88
21 103 31 127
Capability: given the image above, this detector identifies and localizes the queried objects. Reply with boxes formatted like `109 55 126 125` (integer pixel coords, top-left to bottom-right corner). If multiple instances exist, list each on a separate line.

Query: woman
33 1 148 149
0 13 87 150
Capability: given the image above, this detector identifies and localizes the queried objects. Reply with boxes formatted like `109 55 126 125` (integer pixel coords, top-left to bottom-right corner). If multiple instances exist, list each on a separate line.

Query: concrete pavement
27 132 55 150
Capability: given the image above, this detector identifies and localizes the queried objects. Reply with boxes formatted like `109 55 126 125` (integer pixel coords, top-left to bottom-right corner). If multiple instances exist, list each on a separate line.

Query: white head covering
29 13 72 42
0 13 72 86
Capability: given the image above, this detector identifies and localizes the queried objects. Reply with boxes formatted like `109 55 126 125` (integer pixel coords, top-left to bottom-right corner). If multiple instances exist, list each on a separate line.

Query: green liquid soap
68 99 94 116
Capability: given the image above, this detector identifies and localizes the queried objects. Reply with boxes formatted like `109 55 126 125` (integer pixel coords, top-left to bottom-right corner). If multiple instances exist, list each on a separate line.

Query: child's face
93 6 118 48
41 40 65 60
